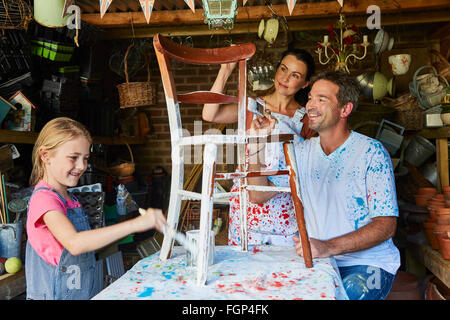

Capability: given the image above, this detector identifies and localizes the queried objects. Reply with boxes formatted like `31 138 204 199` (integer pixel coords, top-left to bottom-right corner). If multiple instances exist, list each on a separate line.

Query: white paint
196 143 217 286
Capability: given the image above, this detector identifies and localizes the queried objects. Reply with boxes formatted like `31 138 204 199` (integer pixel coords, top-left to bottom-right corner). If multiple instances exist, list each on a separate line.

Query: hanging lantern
34 0 70 27
202 0 238 30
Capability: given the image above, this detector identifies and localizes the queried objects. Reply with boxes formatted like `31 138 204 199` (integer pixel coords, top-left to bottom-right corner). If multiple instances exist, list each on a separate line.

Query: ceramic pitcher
389 54 411 76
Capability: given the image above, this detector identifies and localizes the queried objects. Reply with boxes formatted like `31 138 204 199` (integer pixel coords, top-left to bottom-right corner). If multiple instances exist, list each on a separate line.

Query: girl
202 49 316 247
25 117 166 300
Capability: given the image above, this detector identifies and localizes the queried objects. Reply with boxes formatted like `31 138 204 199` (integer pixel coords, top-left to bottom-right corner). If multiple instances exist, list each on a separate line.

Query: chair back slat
178 91 239 104
154 34 256 65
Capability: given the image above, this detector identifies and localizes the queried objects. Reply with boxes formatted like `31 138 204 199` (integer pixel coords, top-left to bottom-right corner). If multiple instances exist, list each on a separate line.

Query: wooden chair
153 34 312 286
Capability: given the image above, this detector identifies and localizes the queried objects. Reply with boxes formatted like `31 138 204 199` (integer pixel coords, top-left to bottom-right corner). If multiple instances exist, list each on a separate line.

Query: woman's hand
134 208 167 234
249 112 276 136
219 61 237 78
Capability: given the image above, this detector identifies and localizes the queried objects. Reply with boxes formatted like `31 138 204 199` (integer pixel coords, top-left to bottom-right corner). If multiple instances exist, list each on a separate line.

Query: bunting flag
100 0 113 19
139 0 155 23
286 0 297 15
337 0 344 7
184 0 195 12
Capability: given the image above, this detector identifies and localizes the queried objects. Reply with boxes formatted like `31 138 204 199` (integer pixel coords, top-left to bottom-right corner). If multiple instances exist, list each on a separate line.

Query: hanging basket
117 43 156 108
108 143 135 177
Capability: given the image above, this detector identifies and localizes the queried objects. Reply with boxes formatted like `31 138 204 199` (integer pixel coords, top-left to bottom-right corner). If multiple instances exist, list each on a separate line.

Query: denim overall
25 187 97 300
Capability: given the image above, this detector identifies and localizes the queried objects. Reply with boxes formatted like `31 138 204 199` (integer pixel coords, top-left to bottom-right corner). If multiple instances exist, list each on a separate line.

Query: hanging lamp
202 0 238 30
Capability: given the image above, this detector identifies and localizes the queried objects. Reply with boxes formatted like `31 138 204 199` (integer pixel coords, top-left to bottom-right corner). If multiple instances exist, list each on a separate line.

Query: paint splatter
137 287 154 297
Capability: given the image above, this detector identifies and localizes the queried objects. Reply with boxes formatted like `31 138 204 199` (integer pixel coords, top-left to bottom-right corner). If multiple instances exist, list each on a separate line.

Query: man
250 71 400 300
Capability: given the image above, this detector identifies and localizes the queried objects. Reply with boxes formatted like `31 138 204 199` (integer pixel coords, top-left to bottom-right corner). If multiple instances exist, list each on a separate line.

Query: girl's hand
134 208 166 233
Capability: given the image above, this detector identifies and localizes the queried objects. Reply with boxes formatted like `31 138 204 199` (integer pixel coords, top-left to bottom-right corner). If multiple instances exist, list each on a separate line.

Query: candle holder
315 14 369 74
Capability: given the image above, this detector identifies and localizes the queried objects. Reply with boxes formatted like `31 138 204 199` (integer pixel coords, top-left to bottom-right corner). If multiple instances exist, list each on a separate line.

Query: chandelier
315 14 369 74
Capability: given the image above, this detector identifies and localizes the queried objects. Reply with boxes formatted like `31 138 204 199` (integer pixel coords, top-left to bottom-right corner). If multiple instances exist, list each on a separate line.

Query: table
93 245 348 300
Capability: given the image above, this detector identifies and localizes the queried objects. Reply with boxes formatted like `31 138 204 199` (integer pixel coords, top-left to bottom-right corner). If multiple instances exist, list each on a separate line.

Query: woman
202 48 316 247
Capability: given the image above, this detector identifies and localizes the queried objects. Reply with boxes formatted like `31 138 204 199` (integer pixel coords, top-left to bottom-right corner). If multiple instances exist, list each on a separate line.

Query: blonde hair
30 117 92 186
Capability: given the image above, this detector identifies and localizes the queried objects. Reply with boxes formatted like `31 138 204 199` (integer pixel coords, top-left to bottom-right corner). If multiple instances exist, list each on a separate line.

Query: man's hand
293 237 334 259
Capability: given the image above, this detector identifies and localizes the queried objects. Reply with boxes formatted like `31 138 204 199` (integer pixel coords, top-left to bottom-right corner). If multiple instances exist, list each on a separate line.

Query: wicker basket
382 94 423 131
108 143 135 177
117 43 156 108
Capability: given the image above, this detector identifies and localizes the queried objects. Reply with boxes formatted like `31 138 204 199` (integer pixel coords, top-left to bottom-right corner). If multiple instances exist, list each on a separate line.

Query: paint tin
185 230 215 267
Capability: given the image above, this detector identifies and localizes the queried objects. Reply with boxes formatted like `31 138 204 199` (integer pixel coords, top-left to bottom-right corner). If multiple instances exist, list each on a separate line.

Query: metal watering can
409 65 448 109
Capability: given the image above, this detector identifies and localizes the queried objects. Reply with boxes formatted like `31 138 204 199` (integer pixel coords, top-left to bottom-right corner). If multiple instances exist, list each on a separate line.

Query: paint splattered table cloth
92 245 348 300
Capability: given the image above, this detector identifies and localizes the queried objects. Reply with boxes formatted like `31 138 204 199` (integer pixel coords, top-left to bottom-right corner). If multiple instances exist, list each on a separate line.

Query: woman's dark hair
278 48 316 107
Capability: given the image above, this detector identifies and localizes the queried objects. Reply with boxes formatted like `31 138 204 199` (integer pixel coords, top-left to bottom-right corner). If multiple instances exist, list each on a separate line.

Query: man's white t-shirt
294 131 400 275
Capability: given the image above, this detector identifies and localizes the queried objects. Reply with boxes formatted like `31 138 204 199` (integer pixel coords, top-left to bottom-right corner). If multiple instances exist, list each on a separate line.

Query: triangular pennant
62 0 74 17
99 0 113 19
286 0 297 15
243 0 248 5
139 0 155 23
184 0 195 12
337 0 344 7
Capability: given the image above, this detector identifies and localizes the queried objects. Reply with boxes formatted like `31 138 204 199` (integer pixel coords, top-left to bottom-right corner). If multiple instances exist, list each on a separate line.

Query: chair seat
178 133 295 146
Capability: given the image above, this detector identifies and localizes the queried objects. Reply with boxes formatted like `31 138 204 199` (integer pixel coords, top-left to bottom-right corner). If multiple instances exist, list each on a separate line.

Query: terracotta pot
428 208 438 220
386 271 422 300
424 276 448 300
414 195 430 207
424 220 440 249
436 234 450 259
437 208 450 215
434 224 450 233
417 187 438 195
432 193 445 200
437 216 450 225
427 200 446 208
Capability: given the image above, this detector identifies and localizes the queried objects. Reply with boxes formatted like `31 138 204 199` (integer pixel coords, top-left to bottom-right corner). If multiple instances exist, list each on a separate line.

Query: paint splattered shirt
294 131 400 275
228 100 306 246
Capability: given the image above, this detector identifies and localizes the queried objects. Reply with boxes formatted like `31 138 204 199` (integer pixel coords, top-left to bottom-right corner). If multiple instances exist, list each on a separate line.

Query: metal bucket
404 135 436 167
0 222 23 259
34 0 69 28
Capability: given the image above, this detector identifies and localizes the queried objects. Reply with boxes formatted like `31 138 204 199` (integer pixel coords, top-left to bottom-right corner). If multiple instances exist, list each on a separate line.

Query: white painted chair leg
196 143 217 286
160 145 184 261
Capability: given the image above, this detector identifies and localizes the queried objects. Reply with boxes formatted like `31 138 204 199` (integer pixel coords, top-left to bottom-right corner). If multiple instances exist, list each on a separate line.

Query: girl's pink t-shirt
26 180 82 266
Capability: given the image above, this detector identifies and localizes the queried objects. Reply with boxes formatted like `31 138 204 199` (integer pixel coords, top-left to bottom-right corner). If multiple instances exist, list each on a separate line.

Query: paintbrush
138 208 198 256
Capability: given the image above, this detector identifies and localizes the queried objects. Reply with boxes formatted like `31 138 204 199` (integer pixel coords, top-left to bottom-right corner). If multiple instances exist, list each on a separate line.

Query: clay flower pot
415 194 431 207
433 193 445 200
436 234 450 259
437 208 450 215
437 215 450 225
443 186 450 195
429 208 438 221
417 187 438 196
424 220 440 250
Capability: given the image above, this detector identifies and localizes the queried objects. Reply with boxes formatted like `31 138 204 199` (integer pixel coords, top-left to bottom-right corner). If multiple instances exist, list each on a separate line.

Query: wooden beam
81 0 450 28
101 9 450 39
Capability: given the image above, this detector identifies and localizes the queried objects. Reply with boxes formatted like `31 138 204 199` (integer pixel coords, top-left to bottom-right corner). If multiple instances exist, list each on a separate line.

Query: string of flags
95 0 345 23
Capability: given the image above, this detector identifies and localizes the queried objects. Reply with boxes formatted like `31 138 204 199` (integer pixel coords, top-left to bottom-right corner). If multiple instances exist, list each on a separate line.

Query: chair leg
196 143 217 286
283 142 313 268
160 145 184 261
237 143 248 252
